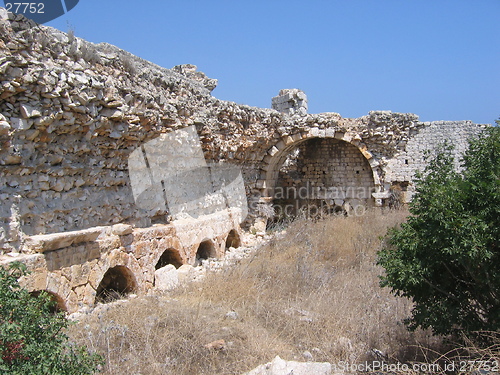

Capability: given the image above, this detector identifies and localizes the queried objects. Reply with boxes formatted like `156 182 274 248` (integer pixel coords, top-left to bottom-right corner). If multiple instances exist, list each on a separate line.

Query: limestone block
3 155 21 165
325 128 335 138
177 264 194 283
111 223 133 236
132 240 152 258
0 121 10 135
275 140 285 150
69 263 91 287
10 117 31 130
100 108 124 120
32 271 48 291
74 283 96 306
20 104 41 118
154 264 179 291
245 356 332 375
50 179 65 192
87 265 104 290
65 290 79 313
362 150 373 159
268 146 279 156
46 273 63 294
97 237 122 253
308 127 319 137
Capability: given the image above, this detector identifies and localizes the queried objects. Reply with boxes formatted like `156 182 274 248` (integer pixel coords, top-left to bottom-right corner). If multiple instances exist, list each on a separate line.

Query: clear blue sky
44 0 499 125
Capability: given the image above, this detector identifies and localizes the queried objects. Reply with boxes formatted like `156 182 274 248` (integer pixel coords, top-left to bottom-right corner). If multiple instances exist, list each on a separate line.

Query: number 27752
5 3 45 14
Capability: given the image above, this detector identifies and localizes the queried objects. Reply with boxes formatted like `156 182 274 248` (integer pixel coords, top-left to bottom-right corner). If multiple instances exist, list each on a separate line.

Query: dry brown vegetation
68 209 447 374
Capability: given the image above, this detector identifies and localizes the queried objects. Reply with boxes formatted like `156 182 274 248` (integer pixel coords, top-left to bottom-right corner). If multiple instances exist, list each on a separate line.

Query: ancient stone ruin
0 8 489 312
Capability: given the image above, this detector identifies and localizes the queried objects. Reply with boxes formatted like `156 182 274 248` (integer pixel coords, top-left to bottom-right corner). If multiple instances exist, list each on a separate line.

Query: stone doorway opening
225 230 241 250
155 248 183 269
195 240 216 265
270 137 375 222
96 266 137 304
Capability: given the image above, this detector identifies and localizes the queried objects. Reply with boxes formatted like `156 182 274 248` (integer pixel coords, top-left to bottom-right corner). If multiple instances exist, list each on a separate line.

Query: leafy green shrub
0 262 103 374
378 125 500 335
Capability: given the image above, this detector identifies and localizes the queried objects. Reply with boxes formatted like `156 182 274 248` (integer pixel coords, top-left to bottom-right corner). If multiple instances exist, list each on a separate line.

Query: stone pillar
271 89 308 116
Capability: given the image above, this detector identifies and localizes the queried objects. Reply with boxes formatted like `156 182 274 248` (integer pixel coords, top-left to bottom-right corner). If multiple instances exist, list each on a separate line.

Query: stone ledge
24 227 105 253
372 191 391 199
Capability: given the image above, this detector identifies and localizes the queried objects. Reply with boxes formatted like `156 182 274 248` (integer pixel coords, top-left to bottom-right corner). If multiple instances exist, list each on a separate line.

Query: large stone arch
138 234 184 286
148 236 184 268
257 130 383 220
44 273 78 312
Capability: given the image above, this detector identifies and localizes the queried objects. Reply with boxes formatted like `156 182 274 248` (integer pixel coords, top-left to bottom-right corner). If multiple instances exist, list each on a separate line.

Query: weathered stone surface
0 16 486 246
244 356 332 375
10 117 31 130
154 264 179 291
111 224 133 236
24 227 104 253
0 8 489 314
0 121 10 135
20 104 41 118
177 264 194 283
272 89 308 116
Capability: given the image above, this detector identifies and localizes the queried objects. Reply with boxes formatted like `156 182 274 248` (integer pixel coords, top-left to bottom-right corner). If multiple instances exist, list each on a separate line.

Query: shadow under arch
30 290 67 313
155 248 183 269
262 135 378 220
95 265 137 304
225 229 241 250
195 239 217 264
263 134 380 194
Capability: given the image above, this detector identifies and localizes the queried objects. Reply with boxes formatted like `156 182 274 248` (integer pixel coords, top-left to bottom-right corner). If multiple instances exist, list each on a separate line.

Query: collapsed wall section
0 10 246 252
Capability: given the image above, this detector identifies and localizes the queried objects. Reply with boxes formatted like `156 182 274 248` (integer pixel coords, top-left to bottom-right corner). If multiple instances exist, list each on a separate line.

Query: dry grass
68 209 446 374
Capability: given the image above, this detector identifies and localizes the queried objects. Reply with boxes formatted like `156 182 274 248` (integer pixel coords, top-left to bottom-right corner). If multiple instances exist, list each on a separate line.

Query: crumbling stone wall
272 89 308 116
384 120 486 201
0 9 234 251
0 8 489 311
0 7 487 249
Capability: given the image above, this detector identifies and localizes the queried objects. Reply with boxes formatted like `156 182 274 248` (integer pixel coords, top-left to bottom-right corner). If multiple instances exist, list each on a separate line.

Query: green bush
378 125 500 335
0 262 103 374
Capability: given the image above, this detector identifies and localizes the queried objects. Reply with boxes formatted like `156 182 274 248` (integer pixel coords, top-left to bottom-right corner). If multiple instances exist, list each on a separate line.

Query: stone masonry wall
278 138 374 190
0 8 490 311
271 89 308 116
0 8 489 253
0 9 243 251
275 138 375 216
384 120 488 201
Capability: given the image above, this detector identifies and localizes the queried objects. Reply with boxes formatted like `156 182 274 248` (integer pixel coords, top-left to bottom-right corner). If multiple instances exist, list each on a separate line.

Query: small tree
0 262 103 374
377 125 500 335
